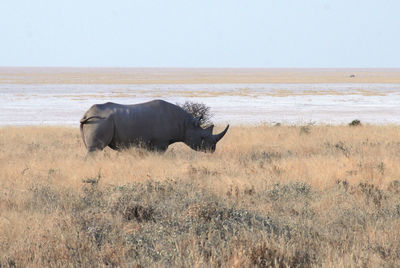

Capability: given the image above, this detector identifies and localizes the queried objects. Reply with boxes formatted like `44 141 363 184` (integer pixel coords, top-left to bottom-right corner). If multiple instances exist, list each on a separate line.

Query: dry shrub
250 242 311 267
349 119 362 126
177 101 213 127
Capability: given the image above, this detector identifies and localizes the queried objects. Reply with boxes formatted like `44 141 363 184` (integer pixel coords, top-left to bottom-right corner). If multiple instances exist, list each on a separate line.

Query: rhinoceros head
185 117 229 153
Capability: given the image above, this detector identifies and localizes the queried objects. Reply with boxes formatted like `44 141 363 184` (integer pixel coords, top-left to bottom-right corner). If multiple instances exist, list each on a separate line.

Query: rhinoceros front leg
82 117 114 153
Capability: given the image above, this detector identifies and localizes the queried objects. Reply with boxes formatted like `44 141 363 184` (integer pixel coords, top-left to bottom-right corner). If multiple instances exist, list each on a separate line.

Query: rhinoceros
80 100 229 153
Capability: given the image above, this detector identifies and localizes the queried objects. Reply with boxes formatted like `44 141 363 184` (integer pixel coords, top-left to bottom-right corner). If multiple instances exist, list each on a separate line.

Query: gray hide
80 100 229 153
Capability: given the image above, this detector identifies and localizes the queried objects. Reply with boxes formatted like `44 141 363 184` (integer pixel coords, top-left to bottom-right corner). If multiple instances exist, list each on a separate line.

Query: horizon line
1 66 400 70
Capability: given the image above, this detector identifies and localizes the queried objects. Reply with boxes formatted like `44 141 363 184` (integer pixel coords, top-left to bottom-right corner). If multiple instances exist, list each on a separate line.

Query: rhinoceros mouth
194 142 216 153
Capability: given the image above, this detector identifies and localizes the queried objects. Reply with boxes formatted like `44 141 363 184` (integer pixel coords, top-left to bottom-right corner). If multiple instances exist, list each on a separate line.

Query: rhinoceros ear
205 125 214 134
193 116 202 127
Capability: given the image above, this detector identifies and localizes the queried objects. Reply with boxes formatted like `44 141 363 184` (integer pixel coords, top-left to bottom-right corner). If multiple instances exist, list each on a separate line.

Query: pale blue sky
1 0 399 68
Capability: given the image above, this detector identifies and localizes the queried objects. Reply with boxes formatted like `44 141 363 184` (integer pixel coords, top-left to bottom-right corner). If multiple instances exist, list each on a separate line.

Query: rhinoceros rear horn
214 125 229 142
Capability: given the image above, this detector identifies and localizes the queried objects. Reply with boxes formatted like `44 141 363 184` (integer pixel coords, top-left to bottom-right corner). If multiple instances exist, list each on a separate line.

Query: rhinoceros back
94 100 189 147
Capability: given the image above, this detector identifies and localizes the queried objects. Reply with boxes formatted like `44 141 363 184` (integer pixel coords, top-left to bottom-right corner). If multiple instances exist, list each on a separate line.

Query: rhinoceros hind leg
82 117 114 153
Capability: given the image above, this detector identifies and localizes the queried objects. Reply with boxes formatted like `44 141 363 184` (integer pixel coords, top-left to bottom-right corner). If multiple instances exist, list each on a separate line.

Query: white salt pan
1 83 400 126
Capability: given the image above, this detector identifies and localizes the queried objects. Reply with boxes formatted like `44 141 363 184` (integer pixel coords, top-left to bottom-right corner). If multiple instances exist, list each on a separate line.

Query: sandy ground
1 68 400 126
1 67 400 84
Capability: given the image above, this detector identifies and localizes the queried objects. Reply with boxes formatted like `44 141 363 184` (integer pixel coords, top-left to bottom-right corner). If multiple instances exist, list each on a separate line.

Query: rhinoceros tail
79 116 106 124
80 122 87 149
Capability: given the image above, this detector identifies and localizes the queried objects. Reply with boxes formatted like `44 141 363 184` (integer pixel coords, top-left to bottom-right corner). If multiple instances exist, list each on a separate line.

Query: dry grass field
1 124 400 267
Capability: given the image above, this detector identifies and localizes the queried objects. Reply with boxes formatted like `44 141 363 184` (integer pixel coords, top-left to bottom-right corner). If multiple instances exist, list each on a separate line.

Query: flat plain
1 68 400 267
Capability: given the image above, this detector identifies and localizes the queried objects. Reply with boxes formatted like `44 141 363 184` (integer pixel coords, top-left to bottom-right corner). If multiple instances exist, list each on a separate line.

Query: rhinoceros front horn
213 125 229 142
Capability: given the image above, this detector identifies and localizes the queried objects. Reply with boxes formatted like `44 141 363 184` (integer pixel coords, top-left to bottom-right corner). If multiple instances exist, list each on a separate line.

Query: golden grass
1 125 400 266
1 67 400 84
2 125 399 191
